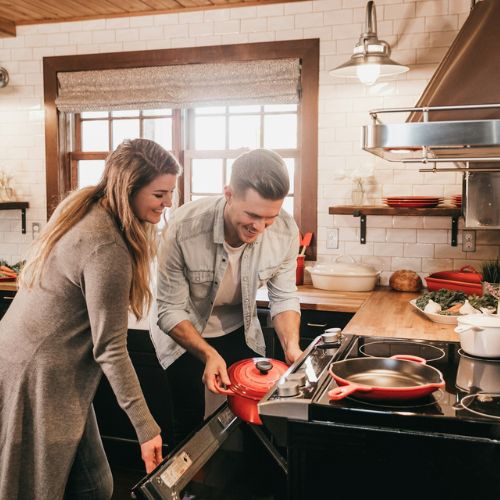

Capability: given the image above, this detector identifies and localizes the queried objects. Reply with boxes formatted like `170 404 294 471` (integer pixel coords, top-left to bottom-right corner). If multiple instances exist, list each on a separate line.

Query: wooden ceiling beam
0 17 16 37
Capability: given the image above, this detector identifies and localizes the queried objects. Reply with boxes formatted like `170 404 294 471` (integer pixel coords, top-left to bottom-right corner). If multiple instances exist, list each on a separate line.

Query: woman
0 139 182 500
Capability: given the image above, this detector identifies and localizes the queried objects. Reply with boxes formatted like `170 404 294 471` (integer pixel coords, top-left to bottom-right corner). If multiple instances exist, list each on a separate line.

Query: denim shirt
151 196 300 369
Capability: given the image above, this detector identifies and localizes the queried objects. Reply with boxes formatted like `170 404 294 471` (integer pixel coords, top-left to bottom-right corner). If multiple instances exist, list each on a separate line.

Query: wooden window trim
43 39 319 259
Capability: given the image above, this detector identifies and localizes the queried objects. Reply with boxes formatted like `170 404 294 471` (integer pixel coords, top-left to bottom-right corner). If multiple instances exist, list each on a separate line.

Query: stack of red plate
383 196 443 208
451 194 462 208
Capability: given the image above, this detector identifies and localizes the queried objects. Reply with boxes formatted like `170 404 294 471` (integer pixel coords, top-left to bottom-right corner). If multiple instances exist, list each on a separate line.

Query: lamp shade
329 1 409 85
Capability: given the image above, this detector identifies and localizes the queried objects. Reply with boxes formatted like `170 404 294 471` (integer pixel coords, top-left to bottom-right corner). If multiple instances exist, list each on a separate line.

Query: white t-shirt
202 241 246 338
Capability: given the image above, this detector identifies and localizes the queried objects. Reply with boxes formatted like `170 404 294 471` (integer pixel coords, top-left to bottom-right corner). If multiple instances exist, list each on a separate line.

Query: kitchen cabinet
0 289 15 320
93 328 175 468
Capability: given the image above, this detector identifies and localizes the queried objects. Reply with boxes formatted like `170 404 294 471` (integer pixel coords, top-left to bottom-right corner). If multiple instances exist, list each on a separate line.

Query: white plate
409 299 459 325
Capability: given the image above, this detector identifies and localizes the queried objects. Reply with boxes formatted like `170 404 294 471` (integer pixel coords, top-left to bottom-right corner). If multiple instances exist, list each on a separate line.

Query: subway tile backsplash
0 1 498 282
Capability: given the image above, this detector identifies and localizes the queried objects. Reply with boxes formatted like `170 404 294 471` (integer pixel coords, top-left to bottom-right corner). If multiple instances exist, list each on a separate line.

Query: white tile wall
0 0 498 283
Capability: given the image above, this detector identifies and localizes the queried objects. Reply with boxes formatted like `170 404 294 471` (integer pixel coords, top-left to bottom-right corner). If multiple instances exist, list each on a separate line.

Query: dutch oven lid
457 314 500 328
310 262 379 277
427 265 483 284
228 357 289 400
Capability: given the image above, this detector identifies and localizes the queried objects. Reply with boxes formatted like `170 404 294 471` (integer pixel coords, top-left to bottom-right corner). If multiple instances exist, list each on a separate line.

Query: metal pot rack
363 103 500 171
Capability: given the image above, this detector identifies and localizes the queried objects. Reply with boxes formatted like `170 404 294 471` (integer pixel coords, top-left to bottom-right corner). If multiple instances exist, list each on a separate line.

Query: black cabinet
93 329 175 468
299 309 353 349
0 290 15 320
261 308 354 361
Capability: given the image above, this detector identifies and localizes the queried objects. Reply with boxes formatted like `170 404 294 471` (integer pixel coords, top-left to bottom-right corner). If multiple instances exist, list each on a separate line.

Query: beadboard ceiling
0 0 306 37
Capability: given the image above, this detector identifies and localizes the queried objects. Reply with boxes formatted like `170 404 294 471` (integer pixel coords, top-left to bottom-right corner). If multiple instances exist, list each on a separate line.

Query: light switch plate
326 228 338 249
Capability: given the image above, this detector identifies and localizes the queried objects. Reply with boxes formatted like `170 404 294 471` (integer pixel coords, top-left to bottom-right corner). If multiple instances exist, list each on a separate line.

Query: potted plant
481 259 500 314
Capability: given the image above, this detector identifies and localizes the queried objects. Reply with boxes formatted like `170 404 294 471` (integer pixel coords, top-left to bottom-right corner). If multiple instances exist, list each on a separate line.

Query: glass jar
351 179 364 205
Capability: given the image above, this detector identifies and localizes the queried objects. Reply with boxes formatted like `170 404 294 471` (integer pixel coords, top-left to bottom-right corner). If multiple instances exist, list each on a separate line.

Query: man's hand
141 434 163 473
284 343 303 365
203 350 231 394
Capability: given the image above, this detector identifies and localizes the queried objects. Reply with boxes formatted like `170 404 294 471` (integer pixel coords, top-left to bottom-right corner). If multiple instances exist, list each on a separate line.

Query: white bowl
306 262 380 292
409 299 459 325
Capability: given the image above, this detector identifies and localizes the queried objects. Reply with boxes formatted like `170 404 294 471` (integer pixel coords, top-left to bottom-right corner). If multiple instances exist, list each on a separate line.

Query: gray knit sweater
0 203 160 500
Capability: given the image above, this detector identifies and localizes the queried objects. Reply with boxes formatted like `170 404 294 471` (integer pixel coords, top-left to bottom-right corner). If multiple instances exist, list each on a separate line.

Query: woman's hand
141 434 163 473
203 350 231 394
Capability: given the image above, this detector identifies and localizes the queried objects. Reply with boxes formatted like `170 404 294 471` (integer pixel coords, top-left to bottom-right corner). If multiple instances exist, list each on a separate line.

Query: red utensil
299 232 313 256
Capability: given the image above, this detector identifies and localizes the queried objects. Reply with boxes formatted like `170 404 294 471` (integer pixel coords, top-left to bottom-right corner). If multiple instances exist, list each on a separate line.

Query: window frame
43 39 319 258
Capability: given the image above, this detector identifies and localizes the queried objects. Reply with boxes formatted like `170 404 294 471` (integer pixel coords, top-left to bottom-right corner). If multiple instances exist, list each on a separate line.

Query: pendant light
329 1 409 85
0 67 9 88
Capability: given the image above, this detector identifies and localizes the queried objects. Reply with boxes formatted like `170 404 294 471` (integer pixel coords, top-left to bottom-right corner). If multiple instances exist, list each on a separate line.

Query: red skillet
328 355 445 401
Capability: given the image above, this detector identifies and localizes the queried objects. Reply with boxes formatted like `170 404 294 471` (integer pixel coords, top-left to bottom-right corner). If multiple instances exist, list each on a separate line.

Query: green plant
481 259 500 284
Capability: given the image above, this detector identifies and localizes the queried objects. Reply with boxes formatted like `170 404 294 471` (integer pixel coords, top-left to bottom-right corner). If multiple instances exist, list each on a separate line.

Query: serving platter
409 298 459 325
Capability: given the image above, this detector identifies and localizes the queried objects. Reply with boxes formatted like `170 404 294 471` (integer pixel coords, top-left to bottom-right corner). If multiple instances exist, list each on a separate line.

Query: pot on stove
456 354 500 393
216 357 289 425
455 315 500 358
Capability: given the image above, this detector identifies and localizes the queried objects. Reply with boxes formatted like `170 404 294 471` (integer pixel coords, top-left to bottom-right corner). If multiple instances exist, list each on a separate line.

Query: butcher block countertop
256 284 370 313
2 282 458 341
0 282 16 292
257 285 458 342
342 287 458 342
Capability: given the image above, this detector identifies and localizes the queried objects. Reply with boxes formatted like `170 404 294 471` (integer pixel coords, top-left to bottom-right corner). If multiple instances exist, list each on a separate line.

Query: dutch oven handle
214 360 274 395
459 265 478 273
390 354 426 364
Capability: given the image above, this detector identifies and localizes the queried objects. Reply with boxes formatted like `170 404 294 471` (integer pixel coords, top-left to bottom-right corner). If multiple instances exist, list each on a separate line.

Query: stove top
259 334 500 442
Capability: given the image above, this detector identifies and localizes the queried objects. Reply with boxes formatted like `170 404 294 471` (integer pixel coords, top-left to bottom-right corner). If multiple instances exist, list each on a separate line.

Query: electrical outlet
326 228 338 249
32 222 41 239
462 229 476 252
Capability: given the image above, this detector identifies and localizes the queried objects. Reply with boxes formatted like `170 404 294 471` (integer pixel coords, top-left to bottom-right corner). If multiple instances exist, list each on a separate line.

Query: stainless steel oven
132 403 286 500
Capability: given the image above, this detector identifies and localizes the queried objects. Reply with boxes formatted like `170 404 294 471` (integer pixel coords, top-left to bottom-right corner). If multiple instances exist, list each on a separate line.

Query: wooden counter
256 285 371 313
0 281 17 292
343 287 458 342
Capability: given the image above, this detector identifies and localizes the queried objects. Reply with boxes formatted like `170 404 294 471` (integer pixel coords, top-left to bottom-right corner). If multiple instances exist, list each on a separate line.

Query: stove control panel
258 332 352 421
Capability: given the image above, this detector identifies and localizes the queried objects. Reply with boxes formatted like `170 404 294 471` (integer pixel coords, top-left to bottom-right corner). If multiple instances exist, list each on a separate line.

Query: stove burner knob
278 381 300 397
287 372 306 387
322 328 342 343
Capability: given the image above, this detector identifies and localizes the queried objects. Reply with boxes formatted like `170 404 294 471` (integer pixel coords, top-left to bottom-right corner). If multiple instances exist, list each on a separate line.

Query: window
72 109 176 188
44 40 319 258
74 103 298 216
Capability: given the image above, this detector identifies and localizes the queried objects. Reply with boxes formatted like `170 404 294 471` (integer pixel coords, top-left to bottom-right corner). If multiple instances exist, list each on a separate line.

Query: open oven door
131 403 287 500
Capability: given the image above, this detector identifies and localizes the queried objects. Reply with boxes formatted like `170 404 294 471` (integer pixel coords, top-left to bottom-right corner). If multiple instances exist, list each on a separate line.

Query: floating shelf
329 205 462 246
0 202 30 234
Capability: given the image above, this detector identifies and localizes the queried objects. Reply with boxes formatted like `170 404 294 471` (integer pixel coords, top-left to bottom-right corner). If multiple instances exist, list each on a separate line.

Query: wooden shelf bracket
0 202 29 234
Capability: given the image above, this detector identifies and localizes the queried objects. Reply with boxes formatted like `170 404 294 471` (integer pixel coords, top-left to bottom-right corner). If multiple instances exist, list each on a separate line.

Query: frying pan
328 355 445 401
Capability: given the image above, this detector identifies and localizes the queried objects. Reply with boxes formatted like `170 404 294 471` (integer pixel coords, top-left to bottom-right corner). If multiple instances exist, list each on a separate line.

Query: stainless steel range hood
363 0 500 165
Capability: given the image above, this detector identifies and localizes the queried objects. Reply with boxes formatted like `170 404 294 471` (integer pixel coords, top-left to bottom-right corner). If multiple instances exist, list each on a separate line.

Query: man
151 149 302 445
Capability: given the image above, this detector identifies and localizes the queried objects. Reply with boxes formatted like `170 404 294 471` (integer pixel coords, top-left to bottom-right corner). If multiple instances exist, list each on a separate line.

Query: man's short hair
230 149 290 200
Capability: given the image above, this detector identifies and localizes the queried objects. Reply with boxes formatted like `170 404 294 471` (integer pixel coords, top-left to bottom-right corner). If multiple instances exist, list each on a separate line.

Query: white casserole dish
306 261 380 292
454 314 500 358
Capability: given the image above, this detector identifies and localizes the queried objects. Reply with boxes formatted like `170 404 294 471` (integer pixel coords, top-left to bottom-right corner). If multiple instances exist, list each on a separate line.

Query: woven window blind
55 58 301 112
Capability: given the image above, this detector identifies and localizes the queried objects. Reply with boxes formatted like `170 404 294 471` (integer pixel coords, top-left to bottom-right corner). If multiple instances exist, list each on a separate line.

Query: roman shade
55 58 301 112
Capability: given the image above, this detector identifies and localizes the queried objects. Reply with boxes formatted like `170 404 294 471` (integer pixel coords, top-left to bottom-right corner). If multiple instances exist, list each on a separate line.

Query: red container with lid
216 357 289 425
424 265 483 295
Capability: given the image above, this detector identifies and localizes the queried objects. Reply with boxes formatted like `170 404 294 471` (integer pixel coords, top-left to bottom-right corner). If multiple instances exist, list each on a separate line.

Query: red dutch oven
216 357 288 425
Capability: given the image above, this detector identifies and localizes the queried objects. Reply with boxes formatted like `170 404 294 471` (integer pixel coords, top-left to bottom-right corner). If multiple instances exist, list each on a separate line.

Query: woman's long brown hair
19 139 182 319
